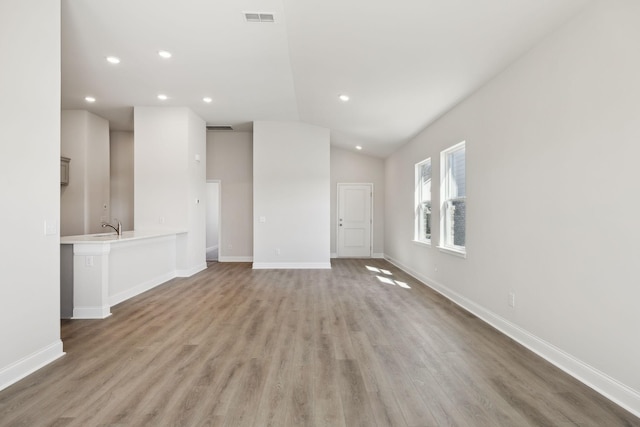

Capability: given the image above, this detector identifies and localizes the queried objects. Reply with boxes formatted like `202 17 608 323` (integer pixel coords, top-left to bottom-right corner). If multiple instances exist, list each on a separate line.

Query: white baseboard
0 340 65 392
206 245 219 252
176 263 207 278
109 271 177 307
384 255 640 418
218 256 253 262
331 252 384 259
252 262 332 270
73 305 111 319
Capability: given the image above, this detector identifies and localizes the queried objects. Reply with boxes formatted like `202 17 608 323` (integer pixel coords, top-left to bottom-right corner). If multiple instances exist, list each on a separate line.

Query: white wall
253 121 330 268
60 111 86 236
384 0 640 415
134 107 206 276
110 131 134 231
0 0 63 390
330 147 385 257
185 109 207 273
134 108 187 230
206 131 253 261
206 133 384 262
60 110 110 236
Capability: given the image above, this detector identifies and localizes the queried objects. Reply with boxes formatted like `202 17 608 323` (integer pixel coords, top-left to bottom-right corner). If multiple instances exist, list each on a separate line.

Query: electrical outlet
275 248 281 255
508 292 516 308
85 256 94 267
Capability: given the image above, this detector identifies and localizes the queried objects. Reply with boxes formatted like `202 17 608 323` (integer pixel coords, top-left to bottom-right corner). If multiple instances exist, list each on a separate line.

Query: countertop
60 230 187 244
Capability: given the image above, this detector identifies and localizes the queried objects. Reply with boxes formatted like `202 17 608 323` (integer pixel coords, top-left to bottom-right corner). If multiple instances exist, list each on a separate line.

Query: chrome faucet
101 220 122 236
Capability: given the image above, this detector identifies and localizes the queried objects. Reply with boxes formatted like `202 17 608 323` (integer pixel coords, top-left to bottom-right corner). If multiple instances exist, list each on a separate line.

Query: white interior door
337 183 372 257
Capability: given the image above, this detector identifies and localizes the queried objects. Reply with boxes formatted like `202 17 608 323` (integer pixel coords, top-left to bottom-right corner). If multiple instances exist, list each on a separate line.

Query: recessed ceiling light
356 145 363 150
157 94 168 101
158 50 172 59
203 97 213 103
339 94 350 102
106 56 120 64
85 96 96 103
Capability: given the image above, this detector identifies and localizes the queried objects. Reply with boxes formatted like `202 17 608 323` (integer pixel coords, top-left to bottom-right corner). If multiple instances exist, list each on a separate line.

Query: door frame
336 182 373 258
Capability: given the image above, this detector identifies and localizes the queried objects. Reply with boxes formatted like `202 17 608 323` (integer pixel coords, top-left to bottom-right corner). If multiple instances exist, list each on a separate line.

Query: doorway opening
206 180 221 262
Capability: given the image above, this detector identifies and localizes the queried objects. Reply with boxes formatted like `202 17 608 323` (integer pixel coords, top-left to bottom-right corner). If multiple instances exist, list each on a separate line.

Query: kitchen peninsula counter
61 230 187 319
60 229 184 244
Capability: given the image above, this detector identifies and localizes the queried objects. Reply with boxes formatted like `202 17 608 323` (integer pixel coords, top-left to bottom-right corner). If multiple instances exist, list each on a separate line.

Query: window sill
437 245 466 258
412 239 432 247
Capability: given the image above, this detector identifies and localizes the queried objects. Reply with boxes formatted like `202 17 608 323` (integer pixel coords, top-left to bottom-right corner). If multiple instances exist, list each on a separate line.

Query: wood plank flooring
1 259 638 426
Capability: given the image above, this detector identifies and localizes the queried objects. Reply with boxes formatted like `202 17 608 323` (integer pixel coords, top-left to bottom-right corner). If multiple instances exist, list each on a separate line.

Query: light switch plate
44 219 58 236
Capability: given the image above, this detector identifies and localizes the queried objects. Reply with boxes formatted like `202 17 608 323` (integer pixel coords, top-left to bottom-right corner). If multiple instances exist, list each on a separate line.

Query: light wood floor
1 259 638 426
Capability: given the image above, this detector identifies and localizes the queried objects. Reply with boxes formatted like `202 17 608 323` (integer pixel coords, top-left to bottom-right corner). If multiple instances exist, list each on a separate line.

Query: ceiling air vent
206 125 234 131
244 12 275 23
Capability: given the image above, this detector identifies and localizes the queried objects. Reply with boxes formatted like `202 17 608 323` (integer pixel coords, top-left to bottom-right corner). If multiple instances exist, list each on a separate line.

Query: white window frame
439 141 466 257
414 158 432 245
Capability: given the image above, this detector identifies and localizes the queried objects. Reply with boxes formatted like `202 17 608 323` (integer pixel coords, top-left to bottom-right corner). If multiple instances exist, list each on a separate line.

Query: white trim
384 255 640 418
206 245 219 252
442 140 466 155
437 245 467 258
332 252 384 259
440 140 466 252
109 271 177 306
252 262 332 270
0 340 65 392
219 256 253 262
73 305 111 319
412 239 432 248
176 263 207 278
414 157 432 243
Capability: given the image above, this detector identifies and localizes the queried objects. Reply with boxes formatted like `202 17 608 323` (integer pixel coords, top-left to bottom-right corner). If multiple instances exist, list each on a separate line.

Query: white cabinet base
61 231 186 319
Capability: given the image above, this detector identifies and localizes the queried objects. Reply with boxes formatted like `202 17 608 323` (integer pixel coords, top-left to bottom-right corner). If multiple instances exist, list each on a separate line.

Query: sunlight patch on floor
367 265 409 289
367 266 392 275
376 275 411 289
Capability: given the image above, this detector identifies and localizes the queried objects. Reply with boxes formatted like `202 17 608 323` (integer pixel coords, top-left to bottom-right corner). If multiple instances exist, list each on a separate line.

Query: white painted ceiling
61 0 590 157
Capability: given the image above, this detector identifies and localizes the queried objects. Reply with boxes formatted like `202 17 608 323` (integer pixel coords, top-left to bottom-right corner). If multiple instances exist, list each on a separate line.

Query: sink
92 234 120 240
82 232 120 240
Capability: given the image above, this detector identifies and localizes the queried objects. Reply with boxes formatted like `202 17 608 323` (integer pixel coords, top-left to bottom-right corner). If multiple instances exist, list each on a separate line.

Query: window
440 141 466 255
414 158 432 243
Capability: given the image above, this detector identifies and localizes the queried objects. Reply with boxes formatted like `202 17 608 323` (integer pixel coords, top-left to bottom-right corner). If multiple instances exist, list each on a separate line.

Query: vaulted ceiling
61 0 590 157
